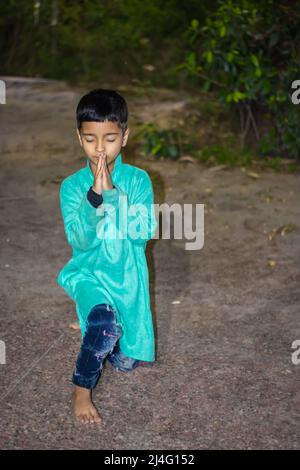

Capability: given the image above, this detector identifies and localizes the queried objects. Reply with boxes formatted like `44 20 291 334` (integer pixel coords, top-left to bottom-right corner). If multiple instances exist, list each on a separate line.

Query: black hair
76 88 128 133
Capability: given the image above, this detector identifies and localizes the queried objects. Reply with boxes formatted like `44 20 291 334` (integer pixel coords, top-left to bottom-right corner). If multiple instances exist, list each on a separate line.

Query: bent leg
107 341 141 372
72 303 122 389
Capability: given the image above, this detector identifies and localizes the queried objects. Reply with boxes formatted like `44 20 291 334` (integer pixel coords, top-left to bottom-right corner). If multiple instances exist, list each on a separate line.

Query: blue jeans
72 303 140 389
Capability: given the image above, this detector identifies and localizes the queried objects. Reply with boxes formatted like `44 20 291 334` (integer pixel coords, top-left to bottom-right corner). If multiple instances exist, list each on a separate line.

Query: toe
92 411 101 423
81 414 88 424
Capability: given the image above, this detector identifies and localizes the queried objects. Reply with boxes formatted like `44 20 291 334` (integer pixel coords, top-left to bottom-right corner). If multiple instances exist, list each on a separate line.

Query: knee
87 303 116 327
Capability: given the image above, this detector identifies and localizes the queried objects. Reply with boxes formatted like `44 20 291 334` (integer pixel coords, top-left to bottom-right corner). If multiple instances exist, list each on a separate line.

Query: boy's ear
121 128 130 147
76 128 83 147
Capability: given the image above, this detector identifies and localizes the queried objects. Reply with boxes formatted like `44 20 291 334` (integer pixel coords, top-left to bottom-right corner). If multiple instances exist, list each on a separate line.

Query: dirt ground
0 77 299 450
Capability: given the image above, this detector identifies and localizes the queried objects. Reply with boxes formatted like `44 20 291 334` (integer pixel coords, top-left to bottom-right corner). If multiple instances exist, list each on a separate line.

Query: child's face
76 120 129 167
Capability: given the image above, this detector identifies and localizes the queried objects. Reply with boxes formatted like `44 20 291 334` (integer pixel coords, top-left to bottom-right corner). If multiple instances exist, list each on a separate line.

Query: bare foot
69 321 80 331
72 385 102 424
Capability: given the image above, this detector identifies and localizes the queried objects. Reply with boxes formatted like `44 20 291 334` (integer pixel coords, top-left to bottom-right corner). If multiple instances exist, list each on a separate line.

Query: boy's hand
92 151 105 195
92 151 114 194
101 153 114 191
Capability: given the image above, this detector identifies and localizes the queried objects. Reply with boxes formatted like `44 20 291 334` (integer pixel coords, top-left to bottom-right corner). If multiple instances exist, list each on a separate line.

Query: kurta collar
86 151 123 182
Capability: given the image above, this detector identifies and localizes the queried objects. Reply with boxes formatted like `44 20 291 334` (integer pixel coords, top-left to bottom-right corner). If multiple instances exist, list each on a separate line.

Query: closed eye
85 138 116 143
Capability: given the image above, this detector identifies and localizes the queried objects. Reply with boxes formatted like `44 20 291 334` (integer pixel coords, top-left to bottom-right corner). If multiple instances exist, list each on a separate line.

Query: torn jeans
72 303 140 389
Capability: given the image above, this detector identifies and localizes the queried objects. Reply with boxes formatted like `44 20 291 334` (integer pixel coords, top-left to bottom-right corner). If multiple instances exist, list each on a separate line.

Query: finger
95 153 102 174
96 154 104 178
100 154 106 175
103 153 109 173
102 154 106 172
100 154 106 174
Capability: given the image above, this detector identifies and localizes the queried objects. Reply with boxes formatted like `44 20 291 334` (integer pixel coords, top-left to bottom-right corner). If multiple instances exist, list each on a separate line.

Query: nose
95 140 105 153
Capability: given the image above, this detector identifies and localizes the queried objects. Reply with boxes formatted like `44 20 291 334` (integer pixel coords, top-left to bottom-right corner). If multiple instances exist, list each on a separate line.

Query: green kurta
57 152 157 362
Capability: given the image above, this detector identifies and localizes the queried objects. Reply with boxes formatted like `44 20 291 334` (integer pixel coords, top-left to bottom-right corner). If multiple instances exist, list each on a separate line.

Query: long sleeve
59 179 105 251
101 171 157 248
87 186 103 208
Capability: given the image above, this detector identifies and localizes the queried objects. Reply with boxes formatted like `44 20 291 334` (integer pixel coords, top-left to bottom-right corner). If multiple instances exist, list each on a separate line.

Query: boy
57 89 157 424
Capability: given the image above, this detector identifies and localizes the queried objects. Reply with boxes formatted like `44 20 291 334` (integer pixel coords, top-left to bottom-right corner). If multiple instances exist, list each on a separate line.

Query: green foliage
192 143 298 172
136 122 187 160
0 0 215 86
178 0 300 159
193 143 254 166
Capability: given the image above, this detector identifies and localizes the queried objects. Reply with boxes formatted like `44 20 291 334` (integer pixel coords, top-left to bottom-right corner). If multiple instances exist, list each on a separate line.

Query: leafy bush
136 122 187 160
177 0 300 159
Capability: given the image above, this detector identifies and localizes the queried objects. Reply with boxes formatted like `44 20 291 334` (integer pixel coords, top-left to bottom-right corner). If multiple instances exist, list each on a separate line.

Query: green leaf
232 90 246 102
206 51 213 64
191 19 199 29
227 52 234 63
250 54 259 67
226 93 233 103
255 67 262 77
152 143 162 155
220 25 226 37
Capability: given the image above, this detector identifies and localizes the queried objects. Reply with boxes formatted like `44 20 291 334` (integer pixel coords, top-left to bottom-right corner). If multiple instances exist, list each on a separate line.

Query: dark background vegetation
1 0 299 167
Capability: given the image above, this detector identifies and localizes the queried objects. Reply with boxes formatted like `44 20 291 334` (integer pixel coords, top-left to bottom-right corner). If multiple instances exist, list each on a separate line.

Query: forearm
62 188 105 251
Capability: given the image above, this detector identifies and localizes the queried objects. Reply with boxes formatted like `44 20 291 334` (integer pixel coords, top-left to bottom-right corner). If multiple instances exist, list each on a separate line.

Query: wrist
92 185 101 195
